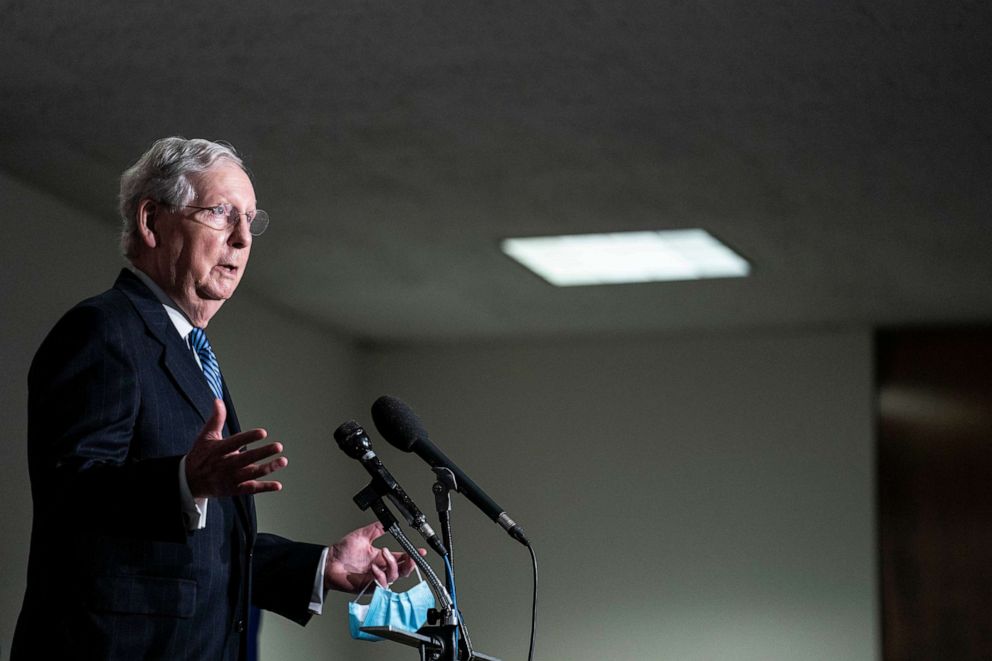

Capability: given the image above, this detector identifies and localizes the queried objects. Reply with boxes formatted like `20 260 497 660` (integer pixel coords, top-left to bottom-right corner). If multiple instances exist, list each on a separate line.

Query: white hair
118 137 248 257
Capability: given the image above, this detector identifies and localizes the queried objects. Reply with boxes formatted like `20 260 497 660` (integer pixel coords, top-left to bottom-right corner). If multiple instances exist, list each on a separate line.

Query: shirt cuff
178 455 208 530
309 547 330 614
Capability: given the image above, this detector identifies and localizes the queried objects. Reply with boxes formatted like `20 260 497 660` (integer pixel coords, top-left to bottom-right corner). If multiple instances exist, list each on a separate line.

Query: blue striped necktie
188 327 224 400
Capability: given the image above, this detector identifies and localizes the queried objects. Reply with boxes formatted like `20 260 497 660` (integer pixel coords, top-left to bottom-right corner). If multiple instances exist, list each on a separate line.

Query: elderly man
12 137 416 659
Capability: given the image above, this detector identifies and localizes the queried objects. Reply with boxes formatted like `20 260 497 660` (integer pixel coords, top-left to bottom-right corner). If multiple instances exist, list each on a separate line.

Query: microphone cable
526 541 538 661
444 555 462 656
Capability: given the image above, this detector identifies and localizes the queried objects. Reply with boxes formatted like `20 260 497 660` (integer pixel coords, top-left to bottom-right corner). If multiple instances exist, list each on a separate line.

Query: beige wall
1 170 878 660
355 332 877 660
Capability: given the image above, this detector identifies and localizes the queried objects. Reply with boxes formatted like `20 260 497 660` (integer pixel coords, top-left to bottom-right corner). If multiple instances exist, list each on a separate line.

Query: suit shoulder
29 288 141 379
74 285 139 319
50 287 139 339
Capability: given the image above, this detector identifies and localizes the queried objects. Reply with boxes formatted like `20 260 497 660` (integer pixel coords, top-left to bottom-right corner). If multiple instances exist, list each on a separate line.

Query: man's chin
196 280 239 302
191 291 234 315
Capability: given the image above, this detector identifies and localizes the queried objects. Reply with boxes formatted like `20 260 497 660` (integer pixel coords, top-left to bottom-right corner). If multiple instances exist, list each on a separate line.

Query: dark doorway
877 329 992 660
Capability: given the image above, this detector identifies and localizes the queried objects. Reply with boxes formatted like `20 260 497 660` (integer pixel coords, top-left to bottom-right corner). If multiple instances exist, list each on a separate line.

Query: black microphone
370 395 529 546
334 420 448 557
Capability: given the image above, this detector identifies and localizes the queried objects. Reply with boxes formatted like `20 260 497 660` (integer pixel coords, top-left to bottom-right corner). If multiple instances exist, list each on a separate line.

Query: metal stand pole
350 480 499 660
433 467 458 589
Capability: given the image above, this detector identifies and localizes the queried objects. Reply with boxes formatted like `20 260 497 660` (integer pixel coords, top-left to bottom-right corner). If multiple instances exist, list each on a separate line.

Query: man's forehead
192 161 255 202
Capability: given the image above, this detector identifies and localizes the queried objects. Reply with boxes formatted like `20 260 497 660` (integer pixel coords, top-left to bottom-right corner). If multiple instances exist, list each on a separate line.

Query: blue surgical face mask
348 569 436 642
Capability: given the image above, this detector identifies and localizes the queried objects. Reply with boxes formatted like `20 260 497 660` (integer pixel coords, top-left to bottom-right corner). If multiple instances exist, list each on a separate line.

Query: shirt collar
127 265 196 339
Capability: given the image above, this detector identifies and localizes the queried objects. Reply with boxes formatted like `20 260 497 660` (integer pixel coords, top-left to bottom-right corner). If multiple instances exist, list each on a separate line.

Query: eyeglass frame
182 203 270 236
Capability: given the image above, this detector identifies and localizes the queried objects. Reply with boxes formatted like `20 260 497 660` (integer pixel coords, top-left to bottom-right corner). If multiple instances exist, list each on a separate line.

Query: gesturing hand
185 399 288 499
324 521 427 593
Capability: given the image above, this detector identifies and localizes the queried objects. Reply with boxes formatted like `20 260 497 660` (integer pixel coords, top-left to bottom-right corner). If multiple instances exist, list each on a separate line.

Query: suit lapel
114 269 216 424
116 269 256 537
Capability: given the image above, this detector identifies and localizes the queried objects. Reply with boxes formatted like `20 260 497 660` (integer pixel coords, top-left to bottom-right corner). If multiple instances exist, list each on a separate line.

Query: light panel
501 229 750 286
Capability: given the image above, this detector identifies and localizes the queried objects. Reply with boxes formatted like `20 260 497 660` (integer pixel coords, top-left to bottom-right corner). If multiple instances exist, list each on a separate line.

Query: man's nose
228 215 252 248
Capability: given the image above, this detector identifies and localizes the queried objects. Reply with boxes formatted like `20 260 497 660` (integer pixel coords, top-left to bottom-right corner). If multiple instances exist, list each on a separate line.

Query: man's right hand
185 399 288 498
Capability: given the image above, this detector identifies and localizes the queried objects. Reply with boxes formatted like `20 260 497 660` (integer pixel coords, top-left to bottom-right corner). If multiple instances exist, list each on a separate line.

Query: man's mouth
219 264 238 274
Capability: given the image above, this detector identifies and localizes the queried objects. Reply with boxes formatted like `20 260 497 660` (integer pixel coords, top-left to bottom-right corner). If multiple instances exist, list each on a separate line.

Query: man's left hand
324 521 427 593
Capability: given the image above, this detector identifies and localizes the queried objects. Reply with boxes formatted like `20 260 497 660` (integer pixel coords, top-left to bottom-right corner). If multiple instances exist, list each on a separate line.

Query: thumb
357 520 386 543
202 398 227 439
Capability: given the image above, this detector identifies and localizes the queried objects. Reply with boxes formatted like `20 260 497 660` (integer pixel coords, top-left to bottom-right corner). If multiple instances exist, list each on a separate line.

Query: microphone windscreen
334 420 362 442
371 395 426 452
334 420 369 458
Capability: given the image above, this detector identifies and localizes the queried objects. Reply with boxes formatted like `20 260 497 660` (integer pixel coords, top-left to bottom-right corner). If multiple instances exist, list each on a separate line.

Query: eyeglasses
184 204 270 236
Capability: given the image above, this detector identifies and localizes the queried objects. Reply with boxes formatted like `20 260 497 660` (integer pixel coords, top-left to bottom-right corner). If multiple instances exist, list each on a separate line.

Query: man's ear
136 199 160 248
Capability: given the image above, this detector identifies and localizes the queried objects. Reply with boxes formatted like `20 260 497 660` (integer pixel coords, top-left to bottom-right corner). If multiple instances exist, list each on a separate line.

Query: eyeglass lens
233 208 269 236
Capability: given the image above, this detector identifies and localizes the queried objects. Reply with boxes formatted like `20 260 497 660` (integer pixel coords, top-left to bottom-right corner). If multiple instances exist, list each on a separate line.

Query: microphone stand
433 467 458 590
351 482 500 661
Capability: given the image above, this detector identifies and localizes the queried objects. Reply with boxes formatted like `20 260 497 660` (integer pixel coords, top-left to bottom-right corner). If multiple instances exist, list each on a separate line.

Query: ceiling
2 1 990 342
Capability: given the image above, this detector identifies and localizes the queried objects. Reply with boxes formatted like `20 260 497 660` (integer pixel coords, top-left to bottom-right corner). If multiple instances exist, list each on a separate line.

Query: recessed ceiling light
501 229 750 286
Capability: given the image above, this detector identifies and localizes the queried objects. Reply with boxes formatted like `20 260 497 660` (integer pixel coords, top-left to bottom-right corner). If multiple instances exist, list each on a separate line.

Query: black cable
527 541 538 661
443 513 455 565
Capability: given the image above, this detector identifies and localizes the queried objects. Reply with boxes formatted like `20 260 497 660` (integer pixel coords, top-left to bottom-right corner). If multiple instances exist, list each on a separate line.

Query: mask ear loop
353 579 376 603
353 563 426 603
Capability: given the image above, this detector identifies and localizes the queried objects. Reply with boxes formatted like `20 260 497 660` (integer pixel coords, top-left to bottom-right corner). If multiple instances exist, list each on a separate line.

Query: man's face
148 160 255 324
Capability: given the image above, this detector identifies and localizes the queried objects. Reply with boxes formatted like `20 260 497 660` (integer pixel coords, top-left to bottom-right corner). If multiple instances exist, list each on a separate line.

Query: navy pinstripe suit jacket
13 270 325 660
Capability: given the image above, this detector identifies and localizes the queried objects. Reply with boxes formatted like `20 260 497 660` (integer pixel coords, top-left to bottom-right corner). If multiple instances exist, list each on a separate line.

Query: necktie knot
189 327 224 400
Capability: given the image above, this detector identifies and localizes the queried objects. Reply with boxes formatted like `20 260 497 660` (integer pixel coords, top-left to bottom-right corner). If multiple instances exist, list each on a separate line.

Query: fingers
235 479 283 496
233 455 288 484
367 547 401 587
395 555 414 578
231 441 288 493
393 548 427 577
332 521 427 590
393 549 427 578
229 441 283 467
370 562 388 588
381 547 400 583
187 411 289 498
214 428 269 455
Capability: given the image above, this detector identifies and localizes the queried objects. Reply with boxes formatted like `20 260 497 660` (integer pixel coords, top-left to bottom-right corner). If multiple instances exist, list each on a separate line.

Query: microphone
370 395 529 546
334 420 448 557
